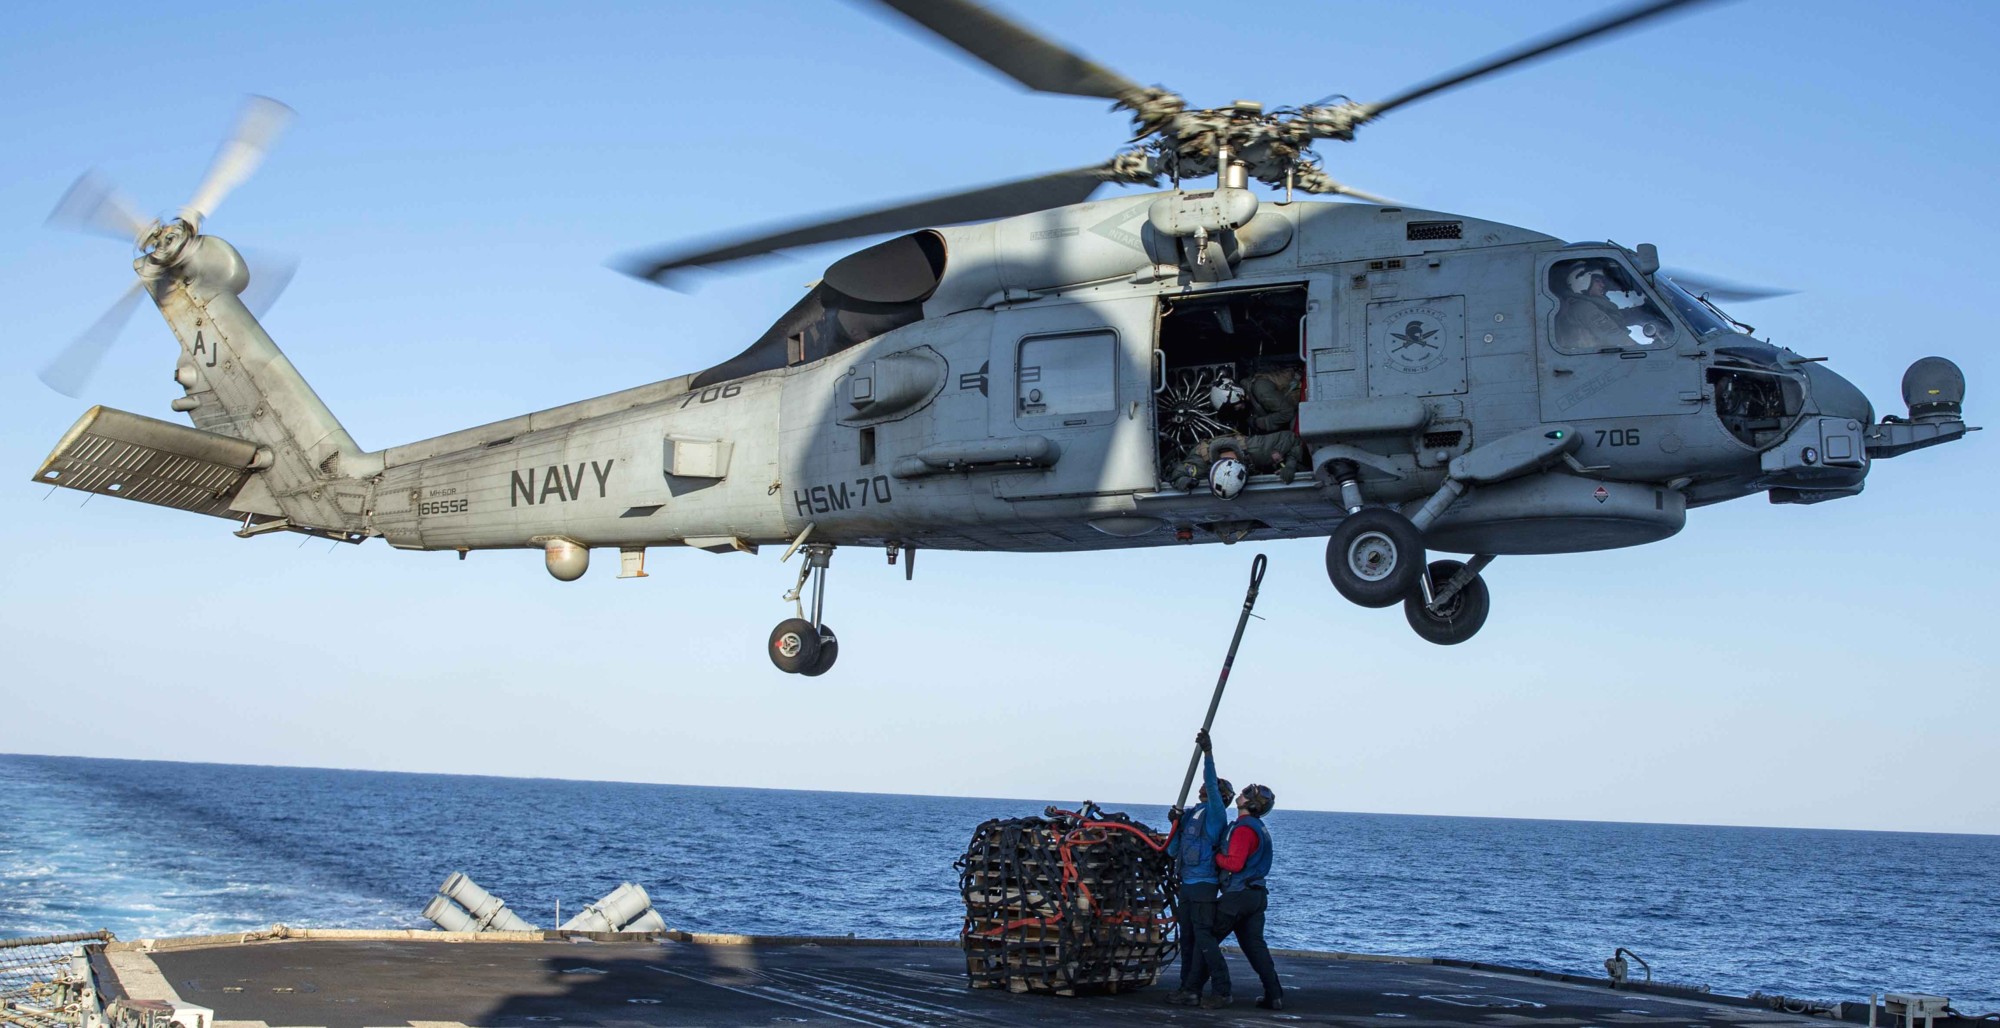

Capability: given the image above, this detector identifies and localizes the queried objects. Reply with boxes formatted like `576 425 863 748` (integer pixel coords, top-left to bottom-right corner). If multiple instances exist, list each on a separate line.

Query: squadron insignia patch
1383 305 1451 374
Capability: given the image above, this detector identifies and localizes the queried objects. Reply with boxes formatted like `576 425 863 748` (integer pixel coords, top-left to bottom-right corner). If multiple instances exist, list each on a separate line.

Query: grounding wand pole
1173 552 1268 814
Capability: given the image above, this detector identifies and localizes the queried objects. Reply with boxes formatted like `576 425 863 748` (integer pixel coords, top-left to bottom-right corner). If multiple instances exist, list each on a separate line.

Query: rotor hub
141 217 197 267
1119 92 1376 197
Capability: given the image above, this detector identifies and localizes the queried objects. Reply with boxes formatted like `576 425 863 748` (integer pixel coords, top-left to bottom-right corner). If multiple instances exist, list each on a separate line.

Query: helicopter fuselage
354 193 1886 562
36 189 1966 658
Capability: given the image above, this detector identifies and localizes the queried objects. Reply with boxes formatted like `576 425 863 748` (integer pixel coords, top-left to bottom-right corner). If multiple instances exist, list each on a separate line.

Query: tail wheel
1404 560 1491 645
768 617 822 674
799 624 840 677
1325 508 1425 608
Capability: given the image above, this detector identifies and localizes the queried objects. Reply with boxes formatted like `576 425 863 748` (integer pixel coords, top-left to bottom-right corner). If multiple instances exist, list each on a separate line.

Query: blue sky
2 1 1995 834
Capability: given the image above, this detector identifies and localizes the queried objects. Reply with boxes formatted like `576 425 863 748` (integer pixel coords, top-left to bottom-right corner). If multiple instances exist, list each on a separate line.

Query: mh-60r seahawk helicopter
33 0 1976 674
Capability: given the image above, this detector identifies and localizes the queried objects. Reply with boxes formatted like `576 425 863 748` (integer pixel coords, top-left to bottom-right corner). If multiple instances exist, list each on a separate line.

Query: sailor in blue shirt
1165 729 1233 1007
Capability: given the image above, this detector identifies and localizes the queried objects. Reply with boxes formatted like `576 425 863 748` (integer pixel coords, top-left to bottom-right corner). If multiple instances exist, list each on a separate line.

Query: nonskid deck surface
125 938 1830 1028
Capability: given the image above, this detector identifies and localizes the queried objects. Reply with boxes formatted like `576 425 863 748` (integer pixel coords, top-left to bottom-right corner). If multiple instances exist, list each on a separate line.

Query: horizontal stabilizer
33 406 262 519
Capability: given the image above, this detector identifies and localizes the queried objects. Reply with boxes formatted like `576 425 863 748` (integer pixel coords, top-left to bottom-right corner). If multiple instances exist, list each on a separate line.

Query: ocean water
1 753 1993 1011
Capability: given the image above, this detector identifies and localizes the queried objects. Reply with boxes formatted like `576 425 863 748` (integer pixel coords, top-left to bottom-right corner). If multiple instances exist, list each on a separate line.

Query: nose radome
1903 356 1967 421
1805 363 1874 426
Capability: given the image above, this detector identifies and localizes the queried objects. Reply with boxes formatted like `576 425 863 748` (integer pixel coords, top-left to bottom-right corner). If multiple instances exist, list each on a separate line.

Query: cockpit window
1548 258 1676 353
1660 277 1739 337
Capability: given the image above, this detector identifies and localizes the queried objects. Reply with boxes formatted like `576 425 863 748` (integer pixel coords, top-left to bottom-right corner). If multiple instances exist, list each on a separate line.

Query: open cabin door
985 295 1157 500
1153 283 1315 482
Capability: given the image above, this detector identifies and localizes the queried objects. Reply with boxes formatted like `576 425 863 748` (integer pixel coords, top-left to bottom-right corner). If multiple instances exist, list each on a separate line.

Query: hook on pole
1173 553 1270 814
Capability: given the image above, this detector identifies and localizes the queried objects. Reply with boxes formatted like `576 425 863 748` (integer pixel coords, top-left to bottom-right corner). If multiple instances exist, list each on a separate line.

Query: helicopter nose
1805 363 1874 425
1761 362 1874 503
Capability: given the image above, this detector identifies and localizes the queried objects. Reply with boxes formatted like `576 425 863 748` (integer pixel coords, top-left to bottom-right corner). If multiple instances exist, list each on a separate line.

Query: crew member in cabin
1244 364 1303 434
1189 772 1284 1010
1242 363 1305 483
1168 436 1251 497
1183 429 1298 489
1204 364 1306 485
1165 729 1233 1007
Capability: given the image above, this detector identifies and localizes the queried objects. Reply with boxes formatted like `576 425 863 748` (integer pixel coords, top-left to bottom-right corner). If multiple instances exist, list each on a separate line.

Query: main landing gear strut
770 543 839 676
1321 459 1494 645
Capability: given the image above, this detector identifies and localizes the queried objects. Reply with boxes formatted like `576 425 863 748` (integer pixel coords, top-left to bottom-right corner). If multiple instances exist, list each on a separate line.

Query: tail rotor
180 95 293 231
37 284 146 398
46 170 153 245
40 96 298 398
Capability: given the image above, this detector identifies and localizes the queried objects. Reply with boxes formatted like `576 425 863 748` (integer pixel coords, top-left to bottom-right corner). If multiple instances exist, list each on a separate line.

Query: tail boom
141 232 373 532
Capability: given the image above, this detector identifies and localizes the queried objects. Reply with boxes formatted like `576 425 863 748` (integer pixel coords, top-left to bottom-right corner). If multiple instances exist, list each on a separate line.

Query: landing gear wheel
799 624 839 677
768 618 822 674
1404 560 1490 645
1326 508 1425 608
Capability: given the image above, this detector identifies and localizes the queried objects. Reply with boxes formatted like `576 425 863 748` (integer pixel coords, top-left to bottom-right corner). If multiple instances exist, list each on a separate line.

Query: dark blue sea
2 754 1993 1011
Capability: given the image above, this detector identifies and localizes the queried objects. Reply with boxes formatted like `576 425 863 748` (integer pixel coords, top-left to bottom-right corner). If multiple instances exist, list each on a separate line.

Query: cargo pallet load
957 804 1177 996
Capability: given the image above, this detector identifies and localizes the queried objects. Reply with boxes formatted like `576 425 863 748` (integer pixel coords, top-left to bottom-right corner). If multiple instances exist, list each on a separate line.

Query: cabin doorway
1154 285 1311 484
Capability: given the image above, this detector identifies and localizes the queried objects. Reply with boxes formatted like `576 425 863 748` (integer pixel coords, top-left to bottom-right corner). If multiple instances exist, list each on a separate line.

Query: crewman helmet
1210 379 1246 410
1209 457 1249 500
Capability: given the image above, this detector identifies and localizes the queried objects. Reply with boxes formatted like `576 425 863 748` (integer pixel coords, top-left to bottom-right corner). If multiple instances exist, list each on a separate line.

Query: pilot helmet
1209 457 1249 500
1210 378 1246 410
1565 262 1602 293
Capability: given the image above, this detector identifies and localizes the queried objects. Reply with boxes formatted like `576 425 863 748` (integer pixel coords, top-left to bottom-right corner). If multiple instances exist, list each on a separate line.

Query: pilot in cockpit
1553 259 1674 351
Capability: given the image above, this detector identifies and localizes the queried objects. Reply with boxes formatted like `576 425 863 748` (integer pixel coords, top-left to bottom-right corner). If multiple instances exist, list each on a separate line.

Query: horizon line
7 750 1995 840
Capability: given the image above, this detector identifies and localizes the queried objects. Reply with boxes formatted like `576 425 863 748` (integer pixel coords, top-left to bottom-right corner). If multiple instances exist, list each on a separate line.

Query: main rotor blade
621 163 1125 287
47 171 151 244
1295 166 1396 205
39 283 145 398
1358 0 1715 123
1663 269 1795 304
182 95 294 224
869 0 1146 100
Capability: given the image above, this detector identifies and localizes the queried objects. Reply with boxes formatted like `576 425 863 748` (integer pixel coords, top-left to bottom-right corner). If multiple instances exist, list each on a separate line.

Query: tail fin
136 231 376 532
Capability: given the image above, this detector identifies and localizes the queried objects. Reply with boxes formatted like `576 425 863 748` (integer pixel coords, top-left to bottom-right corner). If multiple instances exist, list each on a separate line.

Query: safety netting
957 804 1177 995
0 932 109 1028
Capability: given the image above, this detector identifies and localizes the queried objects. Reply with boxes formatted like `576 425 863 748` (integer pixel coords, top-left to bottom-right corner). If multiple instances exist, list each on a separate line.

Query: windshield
1661 277 1739 337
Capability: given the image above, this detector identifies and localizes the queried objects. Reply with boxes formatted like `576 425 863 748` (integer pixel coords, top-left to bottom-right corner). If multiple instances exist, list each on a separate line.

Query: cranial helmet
1209 457 1249 500
1199 777 1237 805
1239 783 1275 817
1210 378 1245 410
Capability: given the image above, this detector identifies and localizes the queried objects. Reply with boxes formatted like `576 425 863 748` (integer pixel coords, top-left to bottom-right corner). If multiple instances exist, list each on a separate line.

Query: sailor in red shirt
1214 822 1259 873
1204 777 1283 1010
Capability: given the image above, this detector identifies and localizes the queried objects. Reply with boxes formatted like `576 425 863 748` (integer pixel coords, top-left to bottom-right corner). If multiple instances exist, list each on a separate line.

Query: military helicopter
30 0 1976 675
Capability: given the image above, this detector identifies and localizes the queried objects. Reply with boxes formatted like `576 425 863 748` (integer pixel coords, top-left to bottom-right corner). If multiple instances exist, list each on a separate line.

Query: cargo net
0 932 110 1028
957 804 1177 996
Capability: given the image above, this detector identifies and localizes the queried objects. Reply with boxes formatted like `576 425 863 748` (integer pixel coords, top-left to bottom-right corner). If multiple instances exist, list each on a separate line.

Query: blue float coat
1175 753 1230 886
1221 814 1273 893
